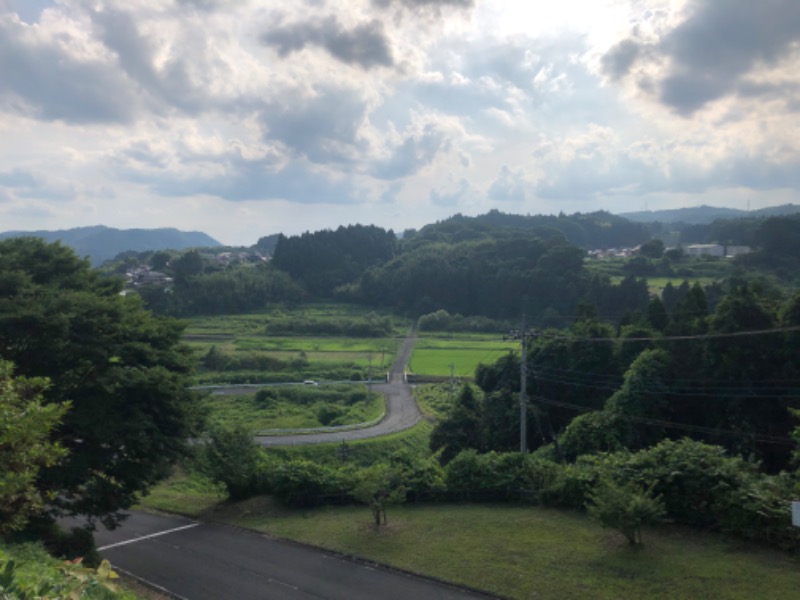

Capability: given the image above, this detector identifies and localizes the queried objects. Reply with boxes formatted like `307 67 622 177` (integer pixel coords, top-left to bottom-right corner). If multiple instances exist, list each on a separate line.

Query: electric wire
531 395 795 447
537 324 800 343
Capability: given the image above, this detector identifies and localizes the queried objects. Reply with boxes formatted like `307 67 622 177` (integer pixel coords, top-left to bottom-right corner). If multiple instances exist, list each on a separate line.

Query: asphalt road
91 511 494 600
254 336 422 446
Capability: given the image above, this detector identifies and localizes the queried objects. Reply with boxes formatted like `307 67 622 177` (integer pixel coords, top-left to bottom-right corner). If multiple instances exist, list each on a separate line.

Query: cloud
603 0 800 115
373 0 473 7
430 177 471 207
488 165 529 202
258 85 371 164
261 17 394 70
0 15 139 123
0 167 77 201
87 6 214 114
154 156 357 205
371 122 450 179
601 39 641 82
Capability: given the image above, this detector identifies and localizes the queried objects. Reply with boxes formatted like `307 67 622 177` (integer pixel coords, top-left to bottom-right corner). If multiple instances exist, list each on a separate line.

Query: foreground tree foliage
0 238 203 526
0 361 68 536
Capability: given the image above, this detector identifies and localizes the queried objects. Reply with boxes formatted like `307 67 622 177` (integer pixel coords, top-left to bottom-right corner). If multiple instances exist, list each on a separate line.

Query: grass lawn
232 503 800 600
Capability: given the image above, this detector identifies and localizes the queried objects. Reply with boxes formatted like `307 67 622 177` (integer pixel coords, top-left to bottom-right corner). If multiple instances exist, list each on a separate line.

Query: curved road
254 336 422 446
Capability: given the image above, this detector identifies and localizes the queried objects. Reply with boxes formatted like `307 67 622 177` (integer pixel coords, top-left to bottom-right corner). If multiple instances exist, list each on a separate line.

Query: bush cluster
201 432 800 549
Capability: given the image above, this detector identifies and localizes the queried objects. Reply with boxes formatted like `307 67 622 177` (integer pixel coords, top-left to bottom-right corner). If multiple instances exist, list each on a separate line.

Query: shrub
586 477 665 545
267 460 349 507
200 425 265 500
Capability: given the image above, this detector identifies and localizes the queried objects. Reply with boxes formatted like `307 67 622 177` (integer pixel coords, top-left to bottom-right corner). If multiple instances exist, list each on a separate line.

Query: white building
685 244 725 257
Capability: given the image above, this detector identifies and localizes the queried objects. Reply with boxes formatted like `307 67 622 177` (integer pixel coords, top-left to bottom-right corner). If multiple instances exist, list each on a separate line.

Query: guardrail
254 410 387 437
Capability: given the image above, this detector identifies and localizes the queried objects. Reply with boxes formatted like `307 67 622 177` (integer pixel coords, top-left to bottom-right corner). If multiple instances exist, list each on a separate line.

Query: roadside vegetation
202 385 384 431
0 542 135 599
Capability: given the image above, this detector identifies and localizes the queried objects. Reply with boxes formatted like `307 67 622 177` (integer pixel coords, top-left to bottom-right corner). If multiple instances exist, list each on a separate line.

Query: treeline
124 211 800 320
138 264 305 316
431 281 800 472
340 234 650 323
271 224 398 297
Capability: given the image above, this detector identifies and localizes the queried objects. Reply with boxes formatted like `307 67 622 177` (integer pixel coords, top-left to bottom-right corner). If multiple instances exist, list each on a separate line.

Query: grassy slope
139 409 800 600
235 504 800 600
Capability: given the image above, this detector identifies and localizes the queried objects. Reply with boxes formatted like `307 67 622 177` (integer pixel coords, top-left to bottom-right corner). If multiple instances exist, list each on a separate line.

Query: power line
532 371 800 399
532 395 795 447
530 363 800 387
537 324 800 343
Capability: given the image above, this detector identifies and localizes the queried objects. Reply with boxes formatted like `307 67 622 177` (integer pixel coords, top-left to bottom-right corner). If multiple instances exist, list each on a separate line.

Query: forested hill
620 203 800 224
404 210 650 250
0 225 220 265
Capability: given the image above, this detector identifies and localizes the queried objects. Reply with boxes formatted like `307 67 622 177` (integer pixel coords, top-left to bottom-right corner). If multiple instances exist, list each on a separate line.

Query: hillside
0 225 221 265
619 203 800 224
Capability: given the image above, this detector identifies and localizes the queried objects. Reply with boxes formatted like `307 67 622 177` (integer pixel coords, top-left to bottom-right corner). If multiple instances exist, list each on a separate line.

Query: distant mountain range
0 225 221 265
619 204 800 224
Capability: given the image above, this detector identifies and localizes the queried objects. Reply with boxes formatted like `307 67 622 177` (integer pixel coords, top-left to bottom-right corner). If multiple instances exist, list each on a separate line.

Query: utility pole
449 363 456 397
520 319 528 453
506 316 538 454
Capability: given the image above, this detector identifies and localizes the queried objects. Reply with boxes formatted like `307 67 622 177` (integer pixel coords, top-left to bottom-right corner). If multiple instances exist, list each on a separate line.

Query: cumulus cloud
261 17 394 70
603 0 800 115
488 165 529 202
373 0 473 7
258 85 372 164
430 177 471 206
372 122 450 179
0 168 76 201
0 15 139 123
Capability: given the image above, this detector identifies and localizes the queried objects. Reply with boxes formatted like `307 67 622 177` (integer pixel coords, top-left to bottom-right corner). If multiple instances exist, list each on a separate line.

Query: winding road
253 336 422 446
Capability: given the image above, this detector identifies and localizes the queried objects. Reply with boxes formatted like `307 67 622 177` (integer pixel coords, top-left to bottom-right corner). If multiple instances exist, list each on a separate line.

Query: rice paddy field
409 334 517 379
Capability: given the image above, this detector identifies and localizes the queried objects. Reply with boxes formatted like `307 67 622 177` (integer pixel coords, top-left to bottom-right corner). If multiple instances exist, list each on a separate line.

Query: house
685 244 725 257
725 246 751 257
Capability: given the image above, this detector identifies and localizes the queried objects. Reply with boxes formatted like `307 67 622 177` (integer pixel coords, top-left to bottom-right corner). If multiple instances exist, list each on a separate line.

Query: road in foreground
93 511 493 600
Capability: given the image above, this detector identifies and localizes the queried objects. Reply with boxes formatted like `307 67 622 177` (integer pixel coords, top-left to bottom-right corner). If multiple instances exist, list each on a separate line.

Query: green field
409 336 517 378
185 307 405 384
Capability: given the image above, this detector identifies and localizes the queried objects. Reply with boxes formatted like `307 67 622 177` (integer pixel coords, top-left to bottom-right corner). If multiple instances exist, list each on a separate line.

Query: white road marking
98 523 200 551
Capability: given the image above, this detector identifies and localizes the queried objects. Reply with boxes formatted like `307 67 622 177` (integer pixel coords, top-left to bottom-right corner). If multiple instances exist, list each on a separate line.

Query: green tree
0 238 203 525
430 384 483 464
639 238 665 259
586 477 665 545
170 249 204 284
201 425 264 500
148 250 172 272
351 463 407 526
0 361 69 536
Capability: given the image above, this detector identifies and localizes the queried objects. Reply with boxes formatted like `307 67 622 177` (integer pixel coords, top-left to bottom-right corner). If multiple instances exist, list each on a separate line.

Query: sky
1 0 800 246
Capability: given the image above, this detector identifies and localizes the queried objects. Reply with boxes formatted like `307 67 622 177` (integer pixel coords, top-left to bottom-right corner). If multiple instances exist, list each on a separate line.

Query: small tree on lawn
351 464 406 527
586 477 665 545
